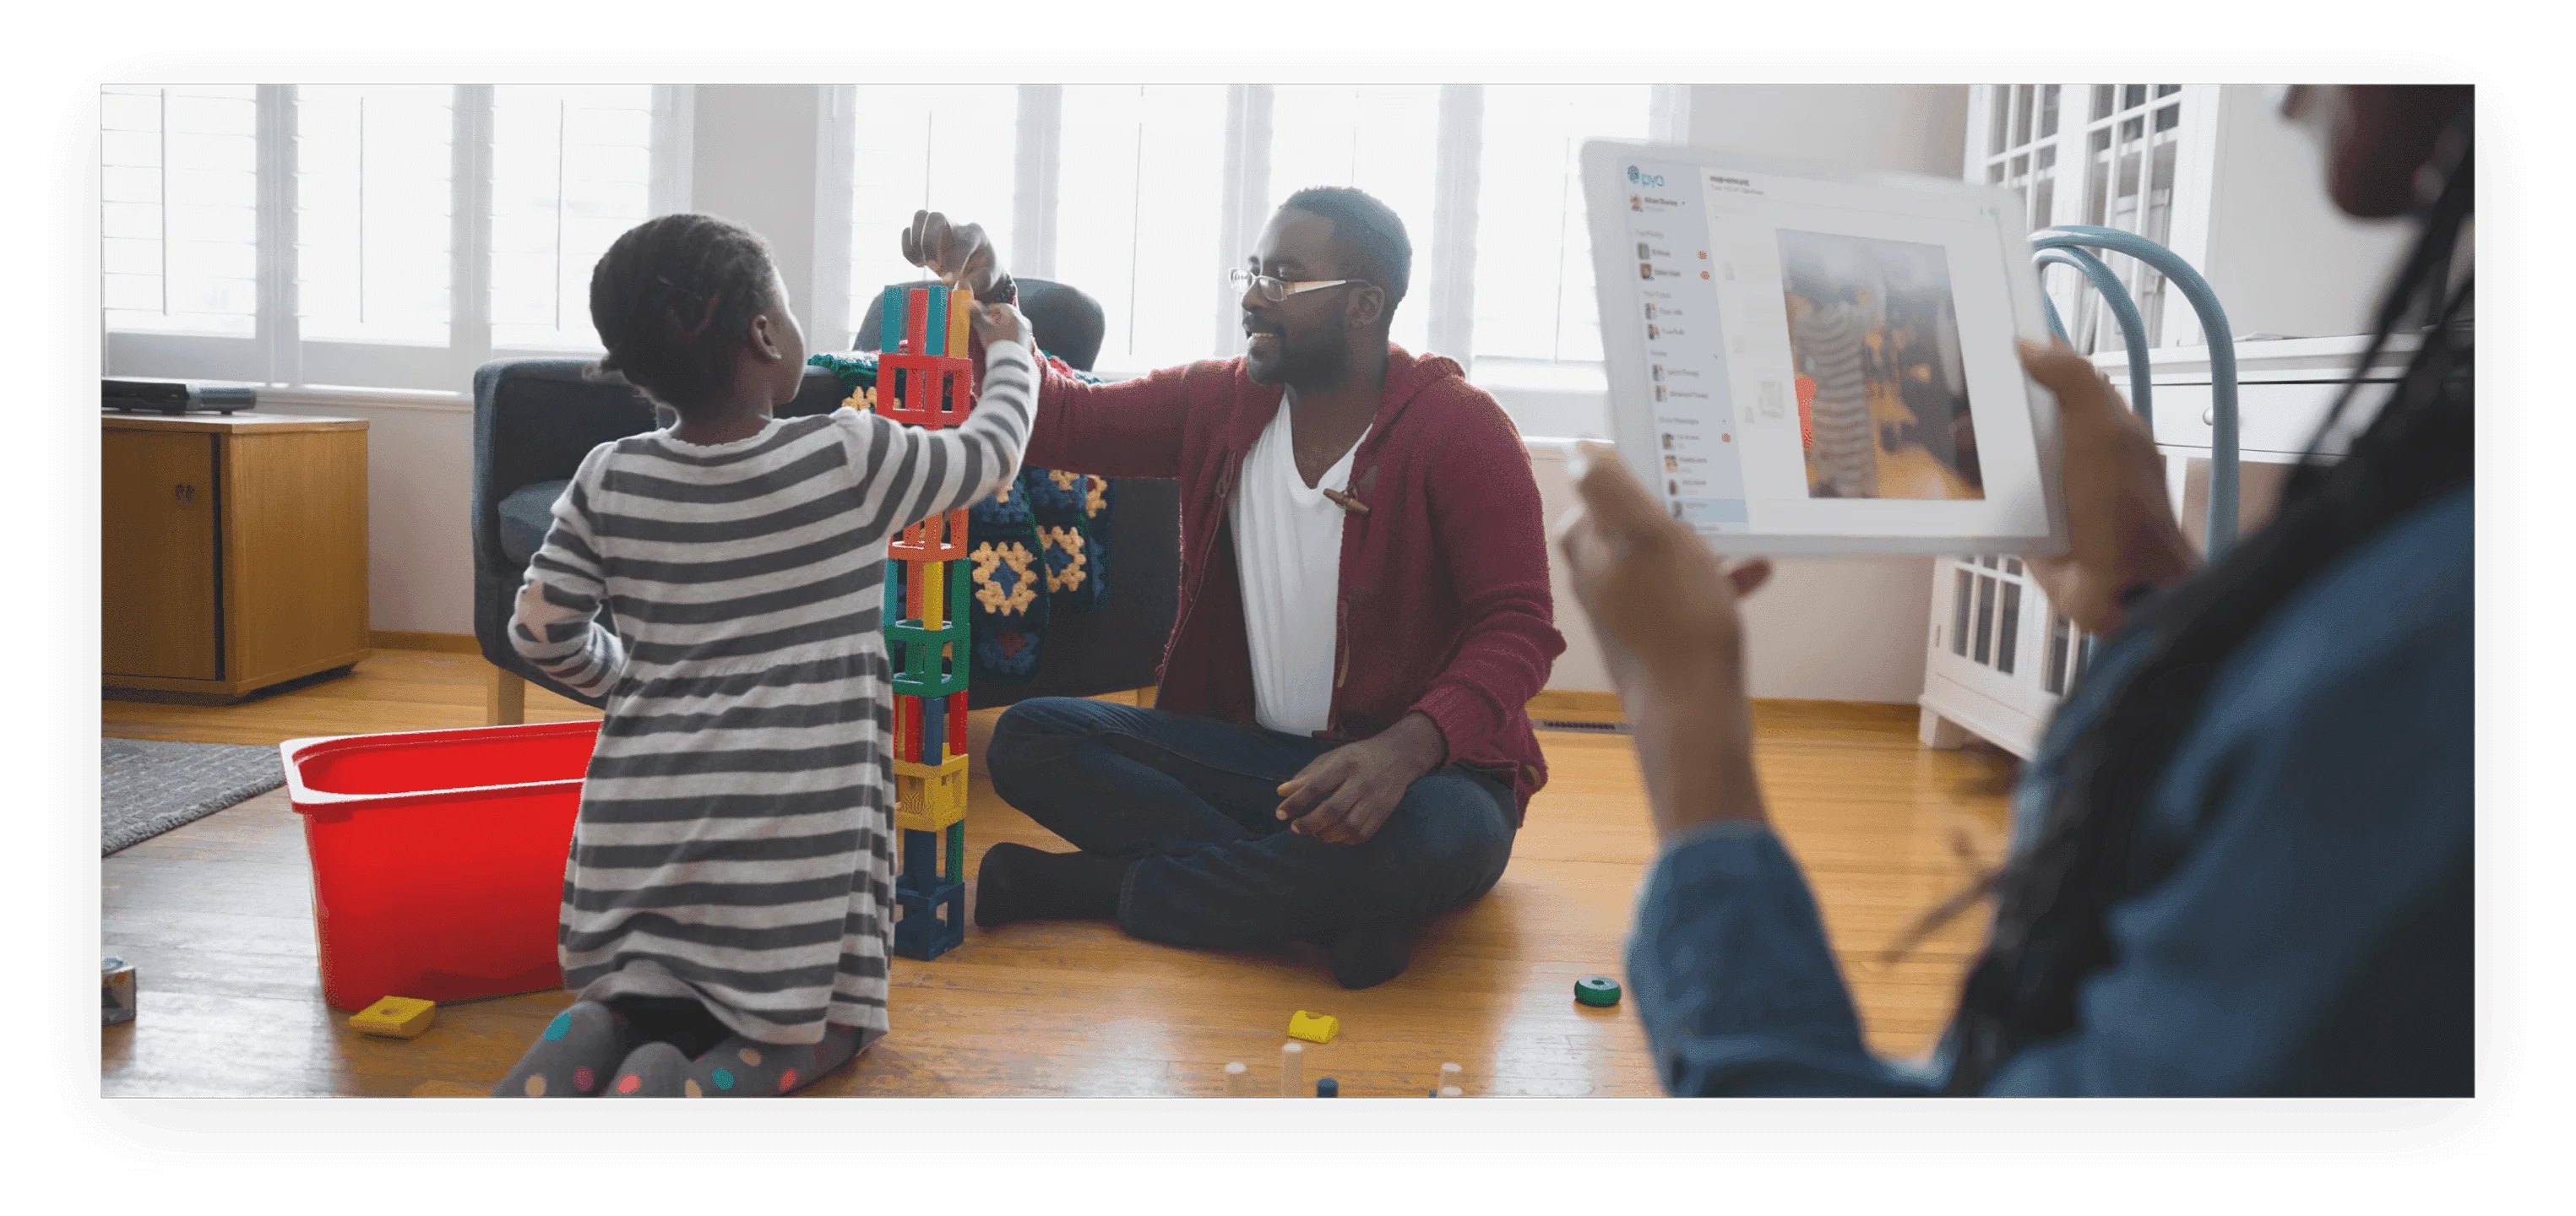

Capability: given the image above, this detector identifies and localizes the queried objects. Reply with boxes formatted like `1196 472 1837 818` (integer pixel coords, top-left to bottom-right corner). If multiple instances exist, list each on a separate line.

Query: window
1264 85 1442 356
103 84 681 394
846 85 1019 336
104 84 1675 413
832 83 1655 419
1470 84 1651 368
100 85 259 337
1055 84 1229 373
294 84 454 346
1972 84 2188 355
489 85 655 351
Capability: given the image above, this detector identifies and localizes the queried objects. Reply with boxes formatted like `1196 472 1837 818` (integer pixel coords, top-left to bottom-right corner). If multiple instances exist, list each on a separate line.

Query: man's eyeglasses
1229 268 1359 303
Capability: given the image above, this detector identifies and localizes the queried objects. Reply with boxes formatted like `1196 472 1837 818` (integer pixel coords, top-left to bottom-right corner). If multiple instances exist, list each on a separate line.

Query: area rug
101 737 285 856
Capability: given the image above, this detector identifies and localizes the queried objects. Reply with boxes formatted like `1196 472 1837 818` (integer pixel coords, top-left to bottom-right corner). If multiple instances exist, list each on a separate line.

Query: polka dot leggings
493 997 872 1098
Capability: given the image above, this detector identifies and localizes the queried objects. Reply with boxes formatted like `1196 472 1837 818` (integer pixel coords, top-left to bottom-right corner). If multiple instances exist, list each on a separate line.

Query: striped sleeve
833 338 1038 535
508 444 626 698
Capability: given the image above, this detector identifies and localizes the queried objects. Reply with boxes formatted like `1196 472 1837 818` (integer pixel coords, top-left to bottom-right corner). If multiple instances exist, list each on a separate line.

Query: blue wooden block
899 827 938 892
893 900 965 959
894 822 967 959
920 698 946 763
1317 1078 1338 1098
921 284 948 356
880 285 908 354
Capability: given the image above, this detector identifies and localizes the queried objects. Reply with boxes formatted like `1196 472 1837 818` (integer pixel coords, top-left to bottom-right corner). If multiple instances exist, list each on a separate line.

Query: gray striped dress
508 339 1035 1045
1796 301 1879 498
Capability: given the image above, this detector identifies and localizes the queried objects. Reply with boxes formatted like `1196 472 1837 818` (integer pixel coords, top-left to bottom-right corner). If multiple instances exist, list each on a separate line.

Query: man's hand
899 211 1007 301
1274 714 1448 845
1553 442 1772 839
2018 339 2198 634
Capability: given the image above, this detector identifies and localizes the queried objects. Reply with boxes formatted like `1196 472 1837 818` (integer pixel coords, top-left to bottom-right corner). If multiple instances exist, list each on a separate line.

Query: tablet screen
1585 143 2060 554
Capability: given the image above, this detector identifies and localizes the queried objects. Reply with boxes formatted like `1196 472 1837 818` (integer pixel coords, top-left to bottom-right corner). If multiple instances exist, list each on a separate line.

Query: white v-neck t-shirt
1230 398 1367 736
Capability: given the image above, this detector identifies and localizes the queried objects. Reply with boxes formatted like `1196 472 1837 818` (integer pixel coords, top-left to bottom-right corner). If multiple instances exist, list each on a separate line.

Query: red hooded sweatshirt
1022 346 1566 824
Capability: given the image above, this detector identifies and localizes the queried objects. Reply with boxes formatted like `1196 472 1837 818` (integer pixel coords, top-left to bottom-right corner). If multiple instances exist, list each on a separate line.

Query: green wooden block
887 615 968 650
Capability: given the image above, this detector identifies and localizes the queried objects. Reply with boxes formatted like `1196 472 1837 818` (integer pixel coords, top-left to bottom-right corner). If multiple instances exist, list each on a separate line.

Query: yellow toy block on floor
350 996 437 1039
894 752 970 833
1287 1009 1339 1045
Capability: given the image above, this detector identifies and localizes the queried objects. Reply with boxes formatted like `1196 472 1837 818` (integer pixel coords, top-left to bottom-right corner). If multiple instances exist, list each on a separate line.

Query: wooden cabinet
103 412 372 699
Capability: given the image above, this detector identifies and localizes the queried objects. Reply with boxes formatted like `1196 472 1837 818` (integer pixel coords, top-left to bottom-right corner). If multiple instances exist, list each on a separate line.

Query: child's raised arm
836 301 1038 535
508 446 627 698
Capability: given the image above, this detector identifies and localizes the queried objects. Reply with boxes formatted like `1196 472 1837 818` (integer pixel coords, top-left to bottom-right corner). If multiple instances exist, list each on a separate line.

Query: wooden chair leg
487 665 526 726
1919 706 1969 750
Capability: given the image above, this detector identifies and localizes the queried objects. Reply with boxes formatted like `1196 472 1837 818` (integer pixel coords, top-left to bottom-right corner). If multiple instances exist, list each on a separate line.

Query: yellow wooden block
894 753 970 833
1287 1009 1339 1045
350 996 437 1040
947 288 973 355
921 558 946 631
893 752 968 782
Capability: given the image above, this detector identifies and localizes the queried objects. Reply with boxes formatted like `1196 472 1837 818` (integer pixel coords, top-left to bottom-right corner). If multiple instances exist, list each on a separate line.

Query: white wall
2168 85 2418 345
260 398 477 636
1528 442 1937 702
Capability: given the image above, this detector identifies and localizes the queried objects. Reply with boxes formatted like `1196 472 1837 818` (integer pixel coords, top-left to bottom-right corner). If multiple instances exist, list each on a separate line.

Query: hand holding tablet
1583 140 2068 556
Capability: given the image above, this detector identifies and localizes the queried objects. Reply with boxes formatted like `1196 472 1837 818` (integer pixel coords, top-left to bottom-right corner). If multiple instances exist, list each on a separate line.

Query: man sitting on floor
902 187 1563 988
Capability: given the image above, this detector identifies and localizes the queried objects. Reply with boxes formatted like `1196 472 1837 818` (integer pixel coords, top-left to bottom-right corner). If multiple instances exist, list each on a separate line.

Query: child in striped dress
493 214 1034 1098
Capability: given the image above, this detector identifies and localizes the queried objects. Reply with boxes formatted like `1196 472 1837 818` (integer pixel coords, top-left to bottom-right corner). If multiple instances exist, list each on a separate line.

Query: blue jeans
984 698 1519 950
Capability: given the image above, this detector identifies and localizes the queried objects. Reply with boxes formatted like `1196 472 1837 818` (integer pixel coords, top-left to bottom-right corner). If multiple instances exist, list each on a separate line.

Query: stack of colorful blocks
875 283 977 961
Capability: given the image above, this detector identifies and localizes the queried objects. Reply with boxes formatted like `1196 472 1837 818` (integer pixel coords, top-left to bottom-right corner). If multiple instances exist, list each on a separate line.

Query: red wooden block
905 287 930 357
877 352 975 429
891 508 967 562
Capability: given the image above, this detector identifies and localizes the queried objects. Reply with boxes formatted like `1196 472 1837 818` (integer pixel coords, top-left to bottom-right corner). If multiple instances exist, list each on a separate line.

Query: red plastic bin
281 719 598 1012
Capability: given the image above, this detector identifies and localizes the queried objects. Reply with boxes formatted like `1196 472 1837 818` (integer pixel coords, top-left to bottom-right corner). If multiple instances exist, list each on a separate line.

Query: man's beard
1245 318 1351 388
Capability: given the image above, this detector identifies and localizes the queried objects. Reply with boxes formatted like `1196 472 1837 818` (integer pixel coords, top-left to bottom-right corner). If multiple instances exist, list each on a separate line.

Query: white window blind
101 85 259 337
295 84 454 346
1055 84 1229 373
1470 84 1650 367
1264 85 1442 356
845 85 1019 338
489 84 654 351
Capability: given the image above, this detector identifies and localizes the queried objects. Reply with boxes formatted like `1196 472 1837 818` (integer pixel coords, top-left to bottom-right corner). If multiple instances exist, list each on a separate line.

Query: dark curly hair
587 213 782 408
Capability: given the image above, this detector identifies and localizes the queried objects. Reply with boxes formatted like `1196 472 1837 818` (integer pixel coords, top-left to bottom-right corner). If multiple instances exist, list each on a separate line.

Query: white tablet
1582 139 2066 556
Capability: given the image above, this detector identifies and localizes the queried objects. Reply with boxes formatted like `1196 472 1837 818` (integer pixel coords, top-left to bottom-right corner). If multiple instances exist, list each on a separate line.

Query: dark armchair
470 278 1177 723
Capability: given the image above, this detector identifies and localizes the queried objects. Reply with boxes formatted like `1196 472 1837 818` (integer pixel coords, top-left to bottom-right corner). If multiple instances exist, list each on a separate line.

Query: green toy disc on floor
1574 975 1622 1007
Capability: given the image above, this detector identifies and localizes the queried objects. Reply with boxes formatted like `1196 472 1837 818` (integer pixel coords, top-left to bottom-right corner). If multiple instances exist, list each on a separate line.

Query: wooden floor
101 650 2016 1098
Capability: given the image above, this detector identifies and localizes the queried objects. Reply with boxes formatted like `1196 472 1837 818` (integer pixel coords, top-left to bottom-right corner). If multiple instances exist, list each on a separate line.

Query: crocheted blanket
807 349 1114 685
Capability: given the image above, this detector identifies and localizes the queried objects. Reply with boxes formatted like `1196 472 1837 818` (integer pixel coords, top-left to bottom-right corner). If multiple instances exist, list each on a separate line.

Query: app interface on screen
1617 160 2008 535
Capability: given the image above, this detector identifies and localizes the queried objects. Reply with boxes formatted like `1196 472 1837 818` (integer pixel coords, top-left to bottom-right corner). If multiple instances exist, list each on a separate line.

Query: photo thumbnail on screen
1777 229 1984 502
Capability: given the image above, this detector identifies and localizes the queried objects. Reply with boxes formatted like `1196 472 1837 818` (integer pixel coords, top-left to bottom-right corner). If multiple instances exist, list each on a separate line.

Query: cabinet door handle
174 483 194 504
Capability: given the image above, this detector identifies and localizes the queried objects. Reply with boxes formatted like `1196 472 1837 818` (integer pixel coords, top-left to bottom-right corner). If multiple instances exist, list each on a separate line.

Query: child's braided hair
587 213 781 408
